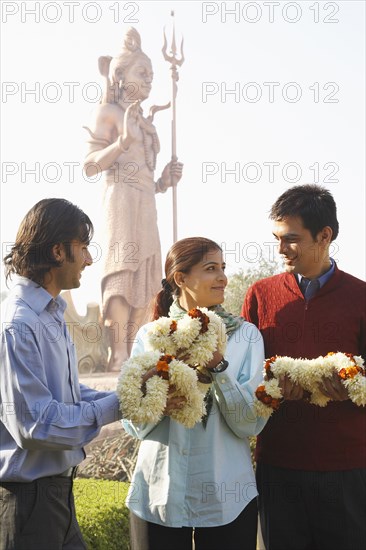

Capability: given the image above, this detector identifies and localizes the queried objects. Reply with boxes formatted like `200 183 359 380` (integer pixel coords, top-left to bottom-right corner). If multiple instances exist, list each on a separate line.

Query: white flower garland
117 308 227 428
254 352 366 418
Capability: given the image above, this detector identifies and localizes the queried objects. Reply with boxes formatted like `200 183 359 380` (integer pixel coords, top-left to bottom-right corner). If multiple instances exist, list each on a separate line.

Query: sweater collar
296 258 335 290
284 261 340 297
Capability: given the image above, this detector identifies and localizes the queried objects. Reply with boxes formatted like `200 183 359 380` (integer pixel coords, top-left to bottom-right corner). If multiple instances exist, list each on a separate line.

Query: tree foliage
224 258 280 316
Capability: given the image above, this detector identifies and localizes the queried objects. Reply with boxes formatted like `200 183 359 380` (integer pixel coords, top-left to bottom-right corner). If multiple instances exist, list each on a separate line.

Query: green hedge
74 478 130 550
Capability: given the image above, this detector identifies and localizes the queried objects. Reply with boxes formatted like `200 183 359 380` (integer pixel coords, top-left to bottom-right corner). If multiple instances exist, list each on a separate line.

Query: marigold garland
117 307 227 428
254 352 366 418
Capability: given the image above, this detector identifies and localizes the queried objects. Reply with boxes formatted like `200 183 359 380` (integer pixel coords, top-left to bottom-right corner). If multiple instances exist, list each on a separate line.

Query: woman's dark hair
270 184 339 240
4 198 93 286
151 237 222 320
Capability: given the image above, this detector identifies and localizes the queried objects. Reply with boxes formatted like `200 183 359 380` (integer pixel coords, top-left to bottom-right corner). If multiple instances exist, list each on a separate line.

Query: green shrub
74 478 130 550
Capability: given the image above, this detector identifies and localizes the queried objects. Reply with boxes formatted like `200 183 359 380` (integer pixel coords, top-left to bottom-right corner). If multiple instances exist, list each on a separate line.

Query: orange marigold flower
157 360 170 373
264 357 277 380
339 366 362 380
157 354 175 373
188 308 210 333
169 320 177 334
160 354 174 362
255 386 266 401
338 368 347 380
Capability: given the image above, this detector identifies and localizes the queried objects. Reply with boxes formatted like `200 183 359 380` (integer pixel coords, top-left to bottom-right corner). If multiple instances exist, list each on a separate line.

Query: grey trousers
0 476 87 550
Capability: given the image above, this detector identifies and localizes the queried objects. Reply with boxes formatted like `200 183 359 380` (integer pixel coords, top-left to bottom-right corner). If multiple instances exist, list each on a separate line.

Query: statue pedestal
62 290 108 373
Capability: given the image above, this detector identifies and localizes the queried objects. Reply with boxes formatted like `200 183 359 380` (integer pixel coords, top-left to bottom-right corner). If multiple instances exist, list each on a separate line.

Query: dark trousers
130 497 258 550
0 476 86 550
256 462 366 550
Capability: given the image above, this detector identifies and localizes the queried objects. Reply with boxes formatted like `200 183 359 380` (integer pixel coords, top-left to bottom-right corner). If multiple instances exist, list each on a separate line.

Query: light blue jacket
123 320 267 527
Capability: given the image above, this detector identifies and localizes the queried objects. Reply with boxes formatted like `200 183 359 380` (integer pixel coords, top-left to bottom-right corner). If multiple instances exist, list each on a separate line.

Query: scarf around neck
169 300 244 340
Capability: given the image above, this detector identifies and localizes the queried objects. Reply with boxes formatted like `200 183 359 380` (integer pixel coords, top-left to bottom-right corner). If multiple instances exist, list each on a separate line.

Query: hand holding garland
278 370 348 402
278 375 304 401
255 352 366 418
140 368 187 415
318 370 349 401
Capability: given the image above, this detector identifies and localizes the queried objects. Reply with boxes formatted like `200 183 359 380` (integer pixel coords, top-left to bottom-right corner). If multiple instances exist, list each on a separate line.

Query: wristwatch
210 358 229 374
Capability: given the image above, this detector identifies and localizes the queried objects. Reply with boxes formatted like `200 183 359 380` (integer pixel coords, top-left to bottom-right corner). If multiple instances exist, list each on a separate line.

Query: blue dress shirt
0 277 120 482
297 258 336 300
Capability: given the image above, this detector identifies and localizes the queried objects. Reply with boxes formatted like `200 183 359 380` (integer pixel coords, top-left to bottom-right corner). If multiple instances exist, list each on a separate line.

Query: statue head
99 27 153 104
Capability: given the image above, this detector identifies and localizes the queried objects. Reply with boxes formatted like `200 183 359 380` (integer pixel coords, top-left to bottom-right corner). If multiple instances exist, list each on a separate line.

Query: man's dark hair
270 184 339 241
4 198 94 285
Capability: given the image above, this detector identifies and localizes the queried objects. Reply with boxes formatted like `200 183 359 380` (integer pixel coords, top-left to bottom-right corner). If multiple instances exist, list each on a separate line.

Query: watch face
212 359 228 373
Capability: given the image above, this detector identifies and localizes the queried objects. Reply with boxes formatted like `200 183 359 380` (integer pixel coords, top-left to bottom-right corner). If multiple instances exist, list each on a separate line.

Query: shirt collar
10 276 67 315
297 258 335 289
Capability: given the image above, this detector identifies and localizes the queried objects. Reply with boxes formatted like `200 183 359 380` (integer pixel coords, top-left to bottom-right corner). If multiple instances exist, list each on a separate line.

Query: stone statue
84 27 183 371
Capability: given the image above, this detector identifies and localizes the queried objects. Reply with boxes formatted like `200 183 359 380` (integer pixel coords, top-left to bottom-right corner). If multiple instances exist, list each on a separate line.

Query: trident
162 11 184 243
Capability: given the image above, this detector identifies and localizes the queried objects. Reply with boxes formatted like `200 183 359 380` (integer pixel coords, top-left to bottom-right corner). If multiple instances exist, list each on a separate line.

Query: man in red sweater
242 185 365 550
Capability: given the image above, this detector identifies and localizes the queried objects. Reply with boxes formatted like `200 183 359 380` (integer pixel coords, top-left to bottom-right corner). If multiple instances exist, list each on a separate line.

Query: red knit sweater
242 265 366 470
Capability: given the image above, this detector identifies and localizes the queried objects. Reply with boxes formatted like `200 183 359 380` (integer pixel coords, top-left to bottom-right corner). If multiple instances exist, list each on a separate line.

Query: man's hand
278 375 304 400
318 372 349 401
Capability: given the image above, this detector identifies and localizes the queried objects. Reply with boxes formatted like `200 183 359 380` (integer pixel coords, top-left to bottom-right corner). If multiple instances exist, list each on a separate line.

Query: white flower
264 379 282 399
254 400 275 418
169 360 198 394
147 317 178 355
173 317 201 349
343 374 366 406
170 389 206 428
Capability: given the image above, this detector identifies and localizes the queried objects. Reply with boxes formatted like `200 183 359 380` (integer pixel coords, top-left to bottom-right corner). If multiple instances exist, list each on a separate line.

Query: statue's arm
83 105 129 177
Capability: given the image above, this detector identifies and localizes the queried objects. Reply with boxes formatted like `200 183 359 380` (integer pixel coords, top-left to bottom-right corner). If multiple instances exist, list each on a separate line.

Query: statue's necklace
141 127 159 172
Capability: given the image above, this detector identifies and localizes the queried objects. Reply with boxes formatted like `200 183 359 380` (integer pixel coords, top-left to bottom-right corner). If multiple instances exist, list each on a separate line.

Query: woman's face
176 248 227 311
116 56 153 102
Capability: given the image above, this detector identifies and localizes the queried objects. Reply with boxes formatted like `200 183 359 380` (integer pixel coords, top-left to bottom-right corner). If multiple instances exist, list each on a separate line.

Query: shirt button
182 449 189 455
220 377 227 384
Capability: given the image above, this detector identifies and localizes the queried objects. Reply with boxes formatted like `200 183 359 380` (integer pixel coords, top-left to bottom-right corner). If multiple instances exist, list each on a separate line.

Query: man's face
53 239 93 293
272 216 330 278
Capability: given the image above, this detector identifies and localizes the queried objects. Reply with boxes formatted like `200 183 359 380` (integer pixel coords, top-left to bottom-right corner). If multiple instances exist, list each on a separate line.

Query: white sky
1 0 365 313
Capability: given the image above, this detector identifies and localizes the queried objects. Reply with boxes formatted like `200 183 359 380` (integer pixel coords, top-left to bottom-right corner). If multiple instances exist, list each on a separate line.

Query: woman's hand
141 366 158 385
140 371 186 414
163 385 187 415
206 350 224 371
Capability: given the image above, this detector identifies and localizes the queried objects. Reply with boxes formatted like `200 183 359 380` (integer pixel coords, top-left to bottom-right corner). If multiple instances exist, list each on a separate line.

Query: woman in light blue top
123 237 267 550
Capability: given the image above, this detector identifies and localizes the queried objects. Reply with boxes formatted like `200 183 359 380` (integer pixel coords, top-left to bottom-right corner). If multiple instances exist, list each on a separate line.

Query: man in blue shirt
0 198 121 549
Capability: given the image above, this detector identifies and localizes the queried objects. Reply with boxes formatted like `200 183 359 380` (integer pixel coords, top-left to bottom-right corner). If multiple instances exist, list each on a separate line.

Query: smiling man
242 185 366 550
0 198 121 550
